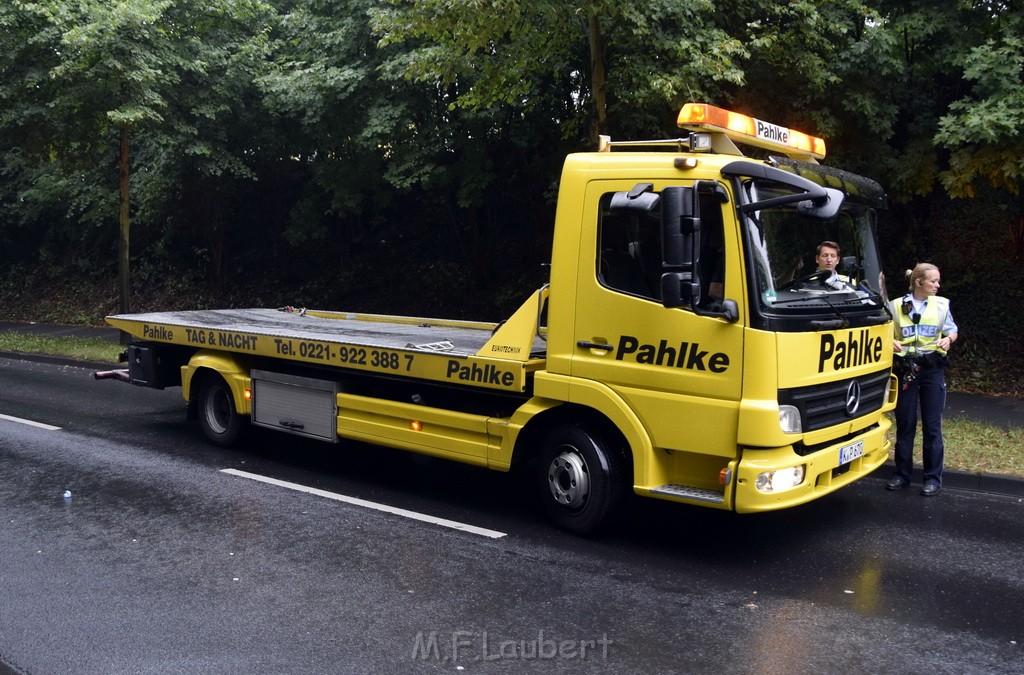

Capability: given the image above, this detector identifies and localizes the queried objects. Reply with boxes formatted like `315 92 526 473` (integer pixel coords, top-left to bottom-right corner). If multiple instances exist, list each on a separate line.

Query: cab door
570 180 746 460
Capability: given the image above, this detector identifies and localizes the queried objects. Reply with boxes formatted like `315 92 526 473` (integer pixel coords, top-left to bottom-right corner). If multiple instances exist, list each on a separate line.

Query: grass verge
2 330 1021 480
885 417 1023 480
0 332 124 364
926 419 1023 478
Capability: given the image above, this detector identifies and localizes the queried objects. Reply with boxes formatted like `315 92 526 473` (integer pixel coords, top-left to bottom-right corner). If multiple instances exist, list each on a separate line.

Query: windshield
738 177 887 324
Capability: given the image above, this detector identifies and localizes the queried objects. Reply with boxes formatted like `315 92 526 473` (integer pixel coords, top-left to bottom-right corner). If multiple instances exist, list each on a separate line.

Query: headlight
755 465 806 493
778 404 802 433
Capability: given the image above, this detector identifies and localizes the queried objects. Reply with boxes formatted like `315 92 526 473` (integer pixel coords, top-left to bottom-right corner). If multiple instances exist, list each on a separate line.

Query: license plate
838 440 864 466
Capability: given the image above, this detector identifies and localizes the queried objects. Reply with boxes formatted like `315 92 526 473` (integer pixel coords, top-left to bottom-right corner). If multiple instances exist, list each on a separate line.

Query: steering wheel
777 268 833 291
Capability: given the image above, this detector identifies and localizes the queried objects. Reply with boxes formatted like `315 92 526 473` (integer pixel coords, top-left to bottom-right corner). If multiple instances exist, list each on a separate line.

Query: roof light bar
678 103 826 160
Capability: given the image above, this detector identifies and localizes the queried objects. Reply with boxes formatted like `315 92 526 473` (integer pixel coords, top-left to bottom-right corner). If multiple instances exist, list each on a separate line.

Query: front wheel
537 424 627 535
196 375 244 447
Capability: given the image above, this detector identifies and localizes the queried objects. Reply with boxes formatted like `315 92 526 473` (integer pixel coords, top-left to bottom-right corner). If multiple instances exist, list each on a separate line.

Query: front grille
779 368 890 432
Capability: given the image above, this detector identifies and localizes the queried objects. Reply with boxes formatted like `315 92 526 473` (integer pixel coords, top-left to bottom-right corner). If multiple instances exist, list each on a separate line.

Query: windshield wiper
813 295 850 330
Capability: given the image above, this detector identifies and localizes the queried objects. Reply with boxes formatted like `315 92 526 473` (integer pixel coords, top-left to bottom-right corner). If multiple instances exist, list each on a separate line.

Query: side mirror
714 299 740 323
661 273 699 307
797 187 844 220
660 185 698 268
660 186 700 308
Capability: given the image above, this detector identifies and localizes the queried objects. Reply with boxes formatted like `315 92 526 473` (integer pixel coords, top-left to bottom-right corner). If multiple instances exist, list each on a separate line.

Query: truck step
650 484 724 504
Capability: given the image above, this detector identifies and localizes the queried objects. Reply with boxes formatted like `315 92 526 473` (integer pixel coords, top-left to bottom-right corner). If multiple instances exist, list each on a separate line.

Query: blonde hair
905 263 939 291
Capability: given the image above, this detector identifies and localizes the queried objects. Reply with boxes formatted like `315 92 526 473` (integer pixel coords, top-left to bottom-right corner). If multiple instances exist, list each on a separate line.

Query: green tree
329 0 753 303
717 0 885 140
723 1 996 257
258 0 576 302
0 0 273 313
935 3 1023 199
29 0 198 313
370 0 747 142
258 0 395 243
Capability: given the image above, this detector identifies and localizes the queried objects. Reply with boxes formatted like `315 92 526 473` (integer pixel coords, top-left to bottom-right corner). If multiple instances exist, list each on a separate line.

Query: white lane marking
0 413 62 431
220 468 507 539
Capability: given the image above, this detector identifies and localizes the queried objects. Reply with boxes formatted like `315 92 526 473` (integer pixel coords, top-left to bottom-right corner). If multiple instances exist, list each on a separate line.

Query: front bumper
732 416 891 512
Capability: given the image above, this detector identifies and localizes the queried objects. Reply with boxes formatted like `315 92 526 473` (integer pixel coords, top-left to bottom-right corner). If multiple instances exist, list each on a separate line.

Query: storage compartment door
251 370 338 443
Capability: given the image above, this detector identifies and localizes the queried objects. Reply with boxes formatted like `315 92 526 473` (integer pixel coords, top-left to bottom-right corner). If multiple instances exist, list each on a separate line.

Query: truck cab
532 104 895 530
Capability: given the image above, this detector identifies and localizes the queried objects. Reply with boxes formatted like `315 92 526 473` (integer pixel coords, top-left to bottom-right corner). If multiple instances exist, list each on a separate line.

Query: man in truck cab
814 240 852 287
778 240 854 289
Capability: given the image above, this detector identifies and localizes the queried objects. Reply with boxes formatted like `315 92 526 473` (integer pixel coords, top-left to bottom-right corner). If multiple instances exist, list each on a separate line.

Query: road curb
870 463 1024 498
942 471 1024 497
0 350 119 372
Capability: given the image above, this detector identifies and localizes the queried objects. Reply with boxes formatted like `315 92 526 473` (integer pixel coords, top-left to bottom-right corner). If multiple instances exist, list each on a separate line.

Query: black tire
537 424 626 535
196 374 244 447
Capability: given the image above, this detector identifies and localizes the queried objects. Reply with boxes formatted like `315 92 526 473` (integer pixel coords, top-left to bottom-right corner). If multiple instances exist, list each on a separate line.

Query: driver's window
597 190 727 306
597 195 661 300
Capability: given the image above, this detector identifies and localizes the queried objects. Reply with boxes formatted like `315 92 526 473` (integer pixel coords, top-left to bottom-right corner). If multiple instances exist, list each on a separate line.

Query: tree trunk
587 7 608 139
118 126 131 342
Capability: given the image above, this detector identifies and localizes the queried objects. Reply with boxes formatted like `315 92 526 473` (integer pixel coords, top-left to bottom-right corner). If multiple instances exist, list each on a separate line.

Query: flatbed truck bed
107 297 548 394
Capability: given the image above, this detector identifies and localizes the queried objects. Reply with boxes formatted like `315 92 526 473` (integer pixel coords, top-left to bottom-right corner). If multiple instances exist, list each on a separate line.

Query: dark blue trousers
893 365 947 486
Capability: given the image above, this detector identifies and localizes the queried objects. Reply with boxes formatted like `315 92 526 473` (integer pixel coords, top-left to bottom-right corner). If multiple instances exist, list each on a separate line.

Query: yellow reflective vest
889 295 952 356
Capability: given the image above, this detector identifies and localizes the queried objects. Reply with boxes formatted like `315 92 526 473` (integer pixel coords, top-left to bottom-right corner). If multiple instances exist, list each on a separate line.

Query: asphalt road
1 357 1022 673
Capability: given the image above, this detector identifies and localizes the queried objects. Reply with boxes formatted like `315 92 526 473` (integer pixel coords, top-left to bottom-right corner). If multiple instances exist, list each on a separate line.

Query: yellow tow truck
99 103 898 534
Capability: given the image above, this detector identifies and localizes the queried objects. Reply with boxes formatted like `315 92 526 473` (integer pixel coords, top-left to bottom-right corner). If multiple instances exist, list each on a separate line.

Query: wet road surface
1 357 1021 673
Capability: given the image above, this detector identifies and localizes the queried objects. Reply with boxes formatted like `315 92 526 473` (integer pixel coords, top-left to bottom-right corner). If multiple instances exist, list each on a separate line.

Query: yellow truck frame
102 103 898 534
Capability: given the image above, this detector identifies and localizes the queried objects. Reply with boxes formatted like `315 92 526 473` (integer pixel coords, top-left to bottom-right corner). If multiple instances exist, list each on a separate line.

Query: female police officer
886 263 959 496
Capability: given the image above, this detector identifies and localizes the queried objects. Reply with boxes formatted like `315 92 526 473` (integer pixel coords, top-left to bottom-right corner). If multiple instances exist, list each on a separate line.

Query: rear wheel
538 424 626 535
196 375 244 447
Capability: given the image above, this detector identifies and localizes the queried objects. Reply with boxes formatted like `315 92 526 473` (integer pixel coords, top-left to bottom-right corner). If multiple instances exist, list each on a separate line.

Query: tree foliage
935 3 1024 197
0 0 1022 348
370 0 747 140
0 0 277 308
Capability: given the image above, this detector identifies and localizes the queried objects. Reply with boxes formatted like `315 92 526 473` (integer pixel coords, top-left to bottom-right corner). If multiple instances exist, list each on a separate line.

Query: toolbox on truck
250 369 339 443
127 342 193 389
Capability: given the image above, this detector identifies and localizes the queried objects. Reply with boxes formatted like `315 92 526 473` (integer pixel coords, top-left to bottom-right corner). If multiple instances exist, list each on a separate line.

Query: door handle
577 340 613 352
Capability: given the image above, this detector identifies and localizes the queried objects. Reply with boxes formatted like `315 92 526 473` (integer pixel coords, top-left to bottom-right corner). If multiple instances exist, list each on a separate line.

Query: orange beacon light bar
678 103 826 160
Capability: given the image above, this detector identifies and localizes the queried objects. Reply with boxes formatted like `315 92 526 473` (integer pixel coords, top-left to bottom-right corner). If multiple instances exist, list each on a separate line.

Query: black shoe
886 476 910 491
920 483 941 497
